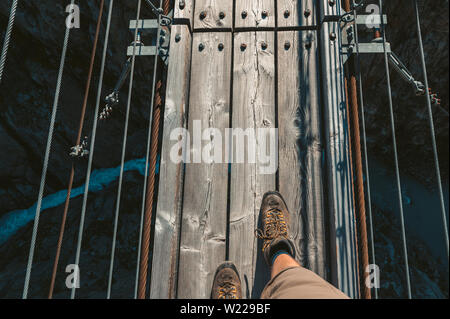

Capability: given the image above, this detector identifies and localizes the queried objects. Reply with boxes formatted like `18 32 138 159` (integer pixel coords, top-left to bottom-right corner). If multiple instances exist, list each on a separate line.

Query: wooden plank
177 32 232 299
235 0 275 29
193 0 233 30
174 0 195 29
229 31 276 299
319 19 359 297
277 0 318 28
277 31 327 279
150 25 192 299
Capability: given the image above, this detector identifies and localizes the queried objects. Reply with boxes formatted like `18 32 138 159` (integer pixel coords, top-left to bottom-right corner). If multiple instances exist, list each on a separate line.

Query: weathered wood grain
194 0 233 30
277 31 327 279
319 19 360 297
177 32 232 299
235 0 275 29
229 31 276 299
149 25 192 299
174 0 195 29
277 0 318 28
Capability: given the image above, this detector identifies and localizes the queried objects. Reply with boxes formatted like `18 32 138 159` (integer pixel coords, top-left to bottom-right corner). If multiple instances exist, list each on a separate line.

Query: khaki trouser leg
261 266 350 299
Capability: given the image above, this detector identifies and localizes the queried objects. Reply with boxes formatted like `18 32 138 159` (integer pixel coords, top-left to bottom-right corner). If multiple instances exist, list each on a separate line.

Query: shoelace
217 283 238 299
255 208 288 251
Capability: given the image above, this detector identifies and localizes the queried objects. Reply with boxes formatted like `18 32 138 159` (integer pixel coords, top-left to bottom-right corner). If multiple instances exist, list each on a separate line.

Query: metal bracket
338 13 433 98
342 42 391 54
144 0 172 26
340 17 391 64
128 19 171 65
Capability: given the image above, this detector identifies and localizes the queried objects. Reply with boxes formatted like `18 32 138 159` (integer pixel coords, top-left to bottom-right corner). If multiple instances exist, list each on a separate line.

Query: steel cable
48 0 106 299
378 0 412 299
412 0 449 259
0 0 18 84
22 0 75 299
70 0 118 300
106 0 142 299
135 0 164 299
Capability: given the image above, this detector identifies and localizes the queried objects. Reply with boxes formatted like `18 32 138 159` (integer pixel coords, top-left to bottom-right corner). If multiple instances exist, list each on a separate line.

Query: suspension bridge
0 0 448 299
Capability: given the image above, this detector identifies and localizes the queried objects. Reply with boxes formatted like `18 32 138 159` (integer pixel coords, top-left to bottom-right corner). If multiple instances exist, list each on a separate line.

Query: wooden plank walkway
229 31 276 298
149 0 333 299
177 32 232 298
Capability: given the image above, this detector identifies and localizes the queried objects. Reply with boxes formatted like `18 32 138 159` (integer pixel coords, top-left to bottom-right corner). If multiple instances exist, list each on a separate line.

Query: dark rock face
0 172 144 298
0 1 448 298
372 205 448 298
0 0 154 216
361 0 449 186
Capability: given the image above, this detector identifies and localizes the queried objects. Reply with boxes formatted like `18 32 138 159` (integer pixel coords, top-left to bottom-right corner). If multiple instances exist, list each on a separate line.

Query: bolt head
179 0 185 10
261 42 268 50
199 43 205 51
328 0 336 6
284 41 291 50
219 12 226 19
175 34 181 42
284 10 290 18
304 9 311 17
262 10 268 19
305 42 312 49
240 43 247 51
241 11 248 19
329 32 336 41
200 11 207 20
218 43 224 51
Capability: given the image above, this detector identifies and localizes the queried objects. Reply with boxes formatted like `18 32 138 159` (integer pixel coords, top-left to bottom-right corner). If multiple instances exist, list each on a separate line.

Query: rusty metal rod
343 0 371 299
137 0 170 299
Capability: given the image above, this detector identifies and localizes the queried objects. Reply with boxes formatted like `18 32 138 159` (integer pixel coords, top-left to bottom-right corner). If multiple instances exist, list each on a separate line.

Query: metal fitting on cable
70 136 90 158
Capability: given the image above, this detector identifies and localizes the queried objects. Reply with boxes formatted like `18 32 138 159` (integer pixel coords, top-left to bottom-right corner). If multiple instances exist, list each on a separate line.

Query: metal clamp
70 136 90 158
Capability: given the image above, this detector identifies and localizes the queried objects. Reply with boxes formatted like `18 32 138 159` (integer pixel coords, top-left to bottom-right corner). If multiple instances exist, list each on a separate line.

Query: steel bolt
284 10 290 18
261 42 268 50
200 11 207 20
284 41 291 50
219 12 226 20
305 41 312 49
199 43 205 51
218 43 224 51
179 0 185 10
240 43 247 51
262 10 268 19
304 9 311 17
175 34 181 42
329 32 336 41
328 0 335 6
242 11 248 19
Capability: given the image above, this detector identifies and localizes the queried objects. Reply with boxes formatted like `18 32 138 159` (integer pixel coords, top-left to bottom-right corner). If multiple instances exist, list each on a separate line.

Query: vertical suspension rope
22 0 75 299
351 0 378 299
106 0 142 299
412 0 449 259
343 0 369 299
378 0 412 299
0 0 18 84
48 0 106 299
343 76 361 298
136 0 166 299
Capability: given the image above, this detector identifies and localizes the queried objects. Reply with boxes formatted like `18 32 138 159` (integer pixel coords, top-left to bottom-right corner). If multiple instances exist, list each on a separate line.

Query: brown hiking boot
211 262 242 299
255 191 296 265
